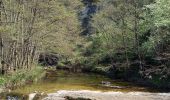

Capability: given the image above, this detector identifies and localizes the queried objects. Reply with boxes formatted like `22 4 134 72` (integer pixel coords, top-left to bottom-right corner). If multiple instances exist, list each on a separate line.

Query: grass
0 66 45 91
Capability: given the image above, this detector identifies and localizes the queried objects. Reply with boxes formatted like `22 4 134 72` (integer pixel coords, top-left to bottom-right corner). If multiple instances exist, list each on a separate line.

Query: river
0 70 170 100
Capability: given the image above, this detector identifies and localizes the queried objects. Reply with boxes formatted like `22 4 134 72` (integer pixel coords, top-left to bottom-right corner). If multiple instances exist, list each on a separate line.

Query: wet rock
101 81 125 89
64 96 92 100
29 93 36 100
29 92 47 100
101 81 111 86
43 90 170 100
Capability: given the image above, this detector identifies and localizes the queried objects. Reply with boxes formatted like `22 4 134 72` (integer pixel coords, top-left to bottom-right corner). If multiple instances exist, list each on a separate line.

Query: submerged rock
101 81 125 89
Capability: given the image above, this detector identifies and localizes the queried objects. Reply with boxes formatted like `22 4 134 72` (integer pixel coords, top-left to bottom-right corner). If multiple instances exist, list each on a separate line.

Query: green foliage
0 0 84 70
0 0 169 90
140 0 170 56
0 66 45 87
146 0 170 27
82 0 137 68
0 77 6 86
38 0 85 63
80 0 170 88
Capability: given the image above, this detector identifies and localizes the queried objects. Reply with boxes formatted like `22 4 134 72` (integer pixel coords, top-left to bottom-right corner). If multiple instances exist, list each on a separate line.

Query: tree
0 0 83 74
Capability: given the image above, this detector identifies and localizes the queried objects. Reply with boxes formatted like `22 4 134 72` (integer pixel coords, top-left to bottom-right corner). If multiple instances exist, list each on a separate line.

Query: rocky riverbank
43 90 170 100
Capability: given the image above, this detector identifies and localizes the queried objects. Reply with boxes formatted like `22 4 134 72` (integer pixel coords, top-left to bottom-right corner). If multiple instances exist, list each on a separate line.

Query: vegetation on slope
78 0 170 88
0 0 169 90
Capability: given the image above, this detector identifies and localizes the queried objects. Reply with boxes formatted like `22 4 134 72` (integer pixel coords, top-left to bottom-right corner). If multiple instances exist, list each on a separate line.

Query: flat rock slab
43 90 170 100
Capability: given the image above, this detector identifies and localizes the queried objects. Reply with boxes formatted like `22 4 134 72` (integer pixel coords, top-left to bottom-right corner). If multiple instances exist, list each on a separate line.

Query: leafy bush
0 66 45 88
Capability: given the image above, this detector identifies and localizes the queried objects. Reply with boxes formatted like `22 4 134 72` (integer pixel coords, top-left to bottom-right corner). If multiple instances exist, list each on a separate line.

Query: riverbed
1 70 170 100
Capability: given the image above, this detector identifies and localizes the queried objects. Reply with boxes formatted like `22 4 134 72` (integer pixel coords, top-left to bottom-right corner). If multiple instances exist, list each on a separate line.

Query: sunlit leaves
146 0 170 27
